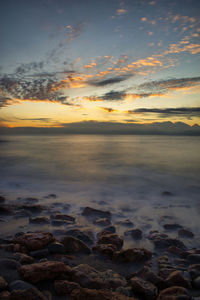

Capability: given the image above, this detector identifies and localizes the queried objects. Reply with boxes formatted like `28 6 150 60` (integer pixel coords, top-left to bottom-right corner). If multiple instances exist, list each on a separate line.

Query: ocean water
0 134 200 244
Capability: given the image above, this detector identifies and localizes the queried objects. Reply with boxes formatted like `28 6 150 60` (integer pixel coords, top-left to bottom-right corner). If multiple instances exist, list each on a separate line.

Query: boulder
82 207 111 219
61 236 91 254
54 280 80 295
113 248 152 263
18 261 72 283
71 264 127 289
70 288 136 300
97 234 123 250
157 286 191 299
130 276 157 299
13 232 55 251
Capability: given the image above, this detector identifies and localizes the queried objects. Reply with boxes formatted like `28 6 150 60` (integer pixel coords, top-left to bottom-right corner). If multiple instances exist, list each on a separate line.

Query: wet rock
0 276 7 290
10 287 48 300
163 224 183 230
97 233 123 250
157 286 191 300
45 194 57 199
93 218 111 226
92 243 118 257
82 207 111 219
13 232 55 251
13 253 34 264
70 288 136 300
167 246 188 258
9 280 35 291
54 280 80 295
130 229 142 239
19 261 72 283
71 264 127 289
50 214 75 222
162 191 173 196
21 204 45 213
22 197 39 204
103 226 116 233
188 254 200 264
61 236 91 254
164 270 191 289
0 196 5 203
0 258 21 270
30 248 49 258
0 204 13 215
130 276 157 299
0 291 10 299
29 217 50 224
47 242 65 254
193 276 200 289
116 219 134 227
132 266 165 289
113 248 152 263
149 232 186 250
178 229 194 238
188 264 200 280
65 229 94 245
0 258 21 282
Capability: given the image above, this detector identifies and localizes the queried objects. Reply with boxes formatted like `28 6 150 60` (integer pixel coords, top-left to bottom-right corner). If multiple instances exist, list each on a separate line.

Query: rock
92 243 118 257
97 234 123 250
132 266 165 289
0 291 10 299
130 276 157 299
54 280 80 295
113 248 152 263
30 249 49 258
61 236 91 254
115 287 131 297
0 196 5 203
0 276 7 290
29 217 50 224
162 191 173 196
193 276 200 289
187 254 200 264
0 204 13 215
18 261 72 283
10 287 48 300
47 242 65 254
51 219 73 226
167 246 188 258
164 270 191 288
117 219 134 227
130 229 142 239
9 280 35 291
93 218 111 226
0 259 21 282
13 232 55 251
149 232 186 250
70 288 136 300
188 264 200 280
50 214 75 222
103 226 116 233
82 207 111 219
21 204 45 213
0 259 21 270
13 253 34 264
157 286 191 300
71 264 127 289
178 229 194 238
65 229 94 245
163 224 183 230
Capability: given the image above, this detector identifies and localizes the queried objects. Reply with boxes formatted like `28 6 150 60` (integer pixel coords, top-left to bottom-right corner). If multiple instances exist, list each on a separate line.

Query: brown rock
82 207 111 218
167 246 188 258
13 232 55 251
71 264 127 289
0 291 10 300
13 253 34 264
164 270 191 288
29 217 50 224
54 280 80 295
113 248 152 263
0 276 7 290
188 264 200 280
157 286 191 300
70 288 136 300
97 234 123 250
92 243 118 257
178 229 194 238
61 236 91 254
10 287 47 300
19 261 72 283
130 276 157 299
93 218 111 226
50 214 75 222
132 266 165 289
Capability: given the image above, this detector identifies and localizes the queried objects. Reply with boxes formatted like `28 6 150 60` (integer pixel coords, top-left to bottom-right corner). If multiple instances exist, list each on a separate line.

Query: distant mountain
0 121 199 135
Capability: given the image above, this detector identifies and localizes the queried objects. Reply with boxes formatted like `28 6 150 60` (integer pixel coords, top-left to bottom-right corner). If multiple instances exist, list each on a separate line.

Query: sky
0 0 200 128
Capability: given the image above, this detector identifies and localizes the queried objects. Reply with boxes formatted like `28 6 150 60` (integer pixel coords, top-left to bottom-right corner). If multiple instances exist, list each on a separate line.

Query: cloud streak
129 107 200 118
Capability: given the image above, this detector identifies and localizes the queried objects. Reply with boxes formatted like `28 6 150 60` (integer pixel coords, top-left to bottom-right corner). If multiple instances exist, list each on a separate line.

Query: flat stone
19 261 72 283
13 232 55 251
61 236 91 254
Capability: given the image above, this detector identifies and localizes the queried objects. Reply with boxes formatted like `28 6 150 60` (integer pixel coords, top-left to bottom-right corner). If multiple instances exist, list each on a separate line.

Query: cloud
116 9 128 15
65 23 85 43
130 107 200 118
88 76 130 87
100 107 118 113
17 117 52 121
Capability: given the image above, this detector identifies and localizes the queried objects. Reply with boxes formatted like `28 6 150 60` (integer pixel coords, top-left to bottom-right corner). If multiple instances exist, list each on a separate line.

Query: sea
0 134 200 246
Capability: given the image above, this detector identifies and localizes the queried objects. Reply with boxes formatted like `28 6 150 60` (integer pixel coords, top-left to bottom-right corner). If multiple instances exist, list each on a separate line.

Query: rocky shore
0 194 200 299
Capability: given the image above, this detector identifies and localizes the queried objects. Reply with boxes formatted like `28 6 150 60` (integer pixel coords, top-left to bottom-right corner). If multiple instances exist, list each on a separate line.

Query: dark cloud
101 90 126 101
88 76 130 87
131 107 200 118
100 107 117 113
138 76 200 93
17 117 52 121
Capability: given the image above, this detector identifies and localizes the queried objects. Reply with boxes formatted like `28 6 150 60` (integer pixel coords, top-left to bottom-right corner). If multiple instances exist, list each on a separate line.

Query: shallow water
0 134 200 246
